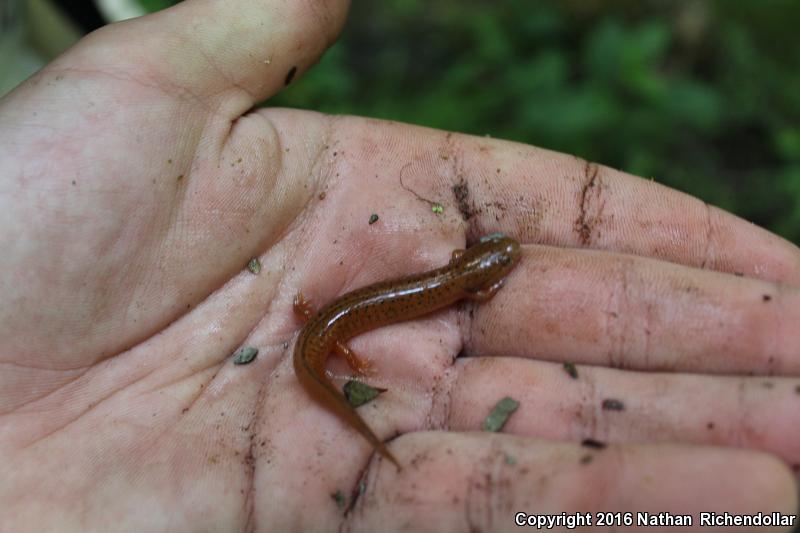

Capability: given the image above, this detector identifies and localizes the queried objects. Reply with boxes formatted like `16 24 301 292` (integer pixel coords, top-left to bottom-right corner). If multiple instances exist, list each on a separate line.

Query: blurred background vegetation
8 0 800 242
286 0 800 244
246 0 800 243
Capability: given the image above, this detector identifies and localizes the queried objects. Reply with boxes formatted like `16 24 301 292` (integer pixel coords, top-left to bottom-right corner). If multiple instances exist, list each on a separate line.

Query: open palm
1 1 798 531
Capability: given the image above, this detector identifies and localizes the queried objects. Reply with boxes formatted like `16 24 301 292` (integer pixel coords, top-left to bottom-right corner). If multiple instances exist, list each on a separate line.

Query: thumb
0 0 350 372
68 0 350 108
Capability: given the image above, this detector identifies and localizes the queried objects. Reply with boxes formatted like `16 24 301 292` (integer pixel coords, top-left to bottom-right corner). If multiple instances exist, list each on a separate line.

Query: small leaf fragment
232 346 258 365
581 438 607 449
431 203 444 214
563 361 578 379
482 396 519 432
343 380 387 407
368 213 379 225
601 398 625 411
247 258 262 274
331 490 345 509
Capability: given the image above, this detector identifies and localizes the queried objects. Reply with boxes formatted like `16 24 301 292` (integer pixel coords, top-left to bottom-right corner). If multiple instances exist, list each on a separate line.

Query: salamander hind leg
334 341 374 376
293 292 315 320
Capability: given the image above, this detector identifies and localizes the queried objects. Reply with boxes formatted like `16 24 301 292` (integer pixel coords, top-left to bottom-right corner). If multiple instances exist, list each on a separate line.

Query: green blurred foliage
137 0 175 12
145 0 800 242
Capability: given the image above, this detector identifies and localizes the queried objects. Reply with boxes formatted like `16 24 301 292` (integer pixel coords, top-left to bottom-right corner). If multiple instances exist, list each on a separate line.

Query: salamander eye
499 254 511 266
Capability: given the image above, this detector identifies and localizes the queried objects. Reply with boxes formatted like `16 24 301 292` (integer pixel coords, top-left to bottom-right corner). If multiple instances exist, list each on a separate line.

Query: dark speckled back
309 234 521 344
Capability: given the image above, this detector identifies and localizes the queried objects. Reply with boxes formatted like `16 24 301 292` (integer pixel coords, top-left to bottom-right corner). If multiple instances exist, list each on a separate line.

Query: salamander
293 233 521 468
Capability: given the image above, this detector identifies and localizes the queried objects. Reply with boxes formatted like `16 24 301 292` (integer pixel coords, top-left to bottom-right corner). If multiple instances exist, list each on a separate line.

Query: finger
442 357 800 469
60 0 349 106
260 352 798 529
339 119 800 284
464 244 800 375
346 432 797 533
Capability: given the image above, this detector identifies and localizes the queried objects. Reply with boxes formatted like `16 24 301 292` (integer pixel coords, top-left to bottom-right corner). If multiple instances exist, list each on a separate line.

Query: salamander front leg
450 249 466 264
466 279 505 301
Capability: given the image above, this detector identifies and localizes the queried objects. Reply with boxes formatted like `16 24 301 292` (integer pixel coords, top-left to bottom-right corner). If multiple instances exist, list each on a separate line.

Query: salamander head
452 233 521 290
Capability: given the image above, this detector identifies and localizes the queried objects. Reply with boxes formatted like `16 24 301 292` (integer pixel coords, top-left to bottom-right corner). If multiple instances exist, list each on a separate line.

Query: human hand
1 1 797 531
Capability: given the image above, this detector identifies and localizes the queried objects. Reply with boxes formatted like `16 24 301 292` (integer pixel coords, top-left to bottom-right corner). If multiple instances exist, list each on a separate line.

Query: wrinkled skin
0 1 798 531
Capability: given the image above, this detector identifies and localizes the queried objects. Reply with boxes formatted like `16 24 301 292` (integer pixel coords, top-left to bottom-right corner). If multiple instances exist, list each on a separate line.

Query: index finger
350 121 800 284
